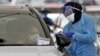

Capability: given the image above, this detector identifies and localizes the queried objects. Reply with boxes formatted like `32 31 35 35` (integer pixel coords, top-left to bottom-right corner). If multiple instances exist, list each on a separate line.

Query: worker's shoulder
82 13 93 18
82 13 95 22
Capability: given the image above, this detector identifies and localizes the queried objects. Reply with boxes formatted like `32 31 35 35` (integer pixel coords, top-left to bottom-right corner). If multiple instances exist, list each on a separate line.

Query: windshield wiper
0 13 20 18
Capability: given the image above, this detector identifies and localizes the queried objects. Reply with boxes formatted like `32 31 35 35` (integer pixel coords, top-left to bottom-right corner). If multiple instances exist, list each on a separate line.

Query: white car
0 6 66 56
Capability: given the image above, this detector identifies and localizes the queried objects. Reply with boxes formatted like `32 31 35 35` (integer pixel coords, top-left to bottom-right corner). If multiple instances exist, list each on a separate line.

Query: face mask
66 13 75 22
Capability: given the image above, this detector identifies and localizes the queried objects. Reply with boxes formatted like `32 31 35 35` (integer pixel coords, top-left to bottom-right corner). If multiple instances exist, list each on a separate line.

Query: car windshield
0 13 47 46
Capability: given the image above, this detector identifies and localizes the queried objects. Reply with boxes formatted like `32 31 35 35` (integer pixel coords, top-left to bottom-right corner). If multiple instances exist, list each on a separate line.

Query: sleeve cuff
72 32 79 40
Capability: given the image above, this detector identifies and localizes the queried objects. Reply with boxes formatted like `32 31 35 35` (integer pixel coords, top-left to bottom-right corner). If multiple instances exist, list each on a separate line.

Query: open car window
0 13 51 46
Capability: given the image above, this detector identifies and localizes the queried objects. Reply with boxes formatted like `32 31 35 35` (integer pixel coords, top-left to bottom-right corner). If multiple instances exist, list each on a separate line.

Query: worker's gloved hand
64 32 74 38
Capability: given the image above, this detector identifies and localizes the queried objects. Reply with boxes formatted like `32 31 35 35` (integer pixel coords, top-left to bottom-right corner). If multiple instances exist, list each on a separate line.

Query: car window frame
29 8 54 46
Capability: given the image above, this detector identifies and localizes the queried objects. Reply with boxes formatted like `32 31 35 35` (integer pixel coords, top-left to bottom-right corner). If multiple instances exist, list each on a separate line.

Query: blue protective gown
63 13 97 56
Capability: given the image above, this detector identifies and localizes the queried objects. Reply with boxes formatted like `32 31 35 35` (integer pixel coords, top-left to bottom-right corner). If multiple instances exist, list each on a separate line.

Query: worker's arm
72 18 97 43
43 16 54 25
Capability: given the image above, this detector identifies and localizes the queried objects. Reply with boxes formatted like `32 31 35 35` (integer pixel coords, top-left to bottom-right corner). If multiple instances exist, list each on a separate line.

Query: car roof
0 6 32 14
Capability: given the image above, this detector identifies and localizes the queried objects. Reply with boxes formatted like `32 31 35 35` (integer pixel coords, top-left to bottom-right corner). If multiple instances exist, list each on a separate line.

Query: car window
0 13 51 46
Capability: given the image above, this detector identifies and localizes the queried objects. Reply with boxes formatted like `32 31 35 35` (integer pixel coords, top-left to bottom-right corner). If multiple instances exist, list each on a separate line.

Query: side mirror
55 34 71 52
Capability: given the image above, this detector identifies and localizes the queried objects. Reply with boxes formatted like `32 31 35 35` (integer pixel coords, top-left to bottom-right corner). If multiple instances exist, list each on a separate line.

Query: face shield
63 6 73 17
63 6 81 17
63 6 82 22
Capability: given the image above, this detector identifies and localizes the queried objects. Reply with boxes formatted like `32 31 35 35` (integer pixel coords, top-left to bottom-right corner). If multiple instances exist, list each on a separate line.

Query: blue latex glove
64 32 74 38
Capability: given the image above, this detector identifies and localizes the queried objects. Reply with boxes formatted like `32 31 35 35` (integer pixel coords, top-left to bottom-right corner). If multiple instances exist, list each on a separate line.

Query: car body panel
0 46 58 56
